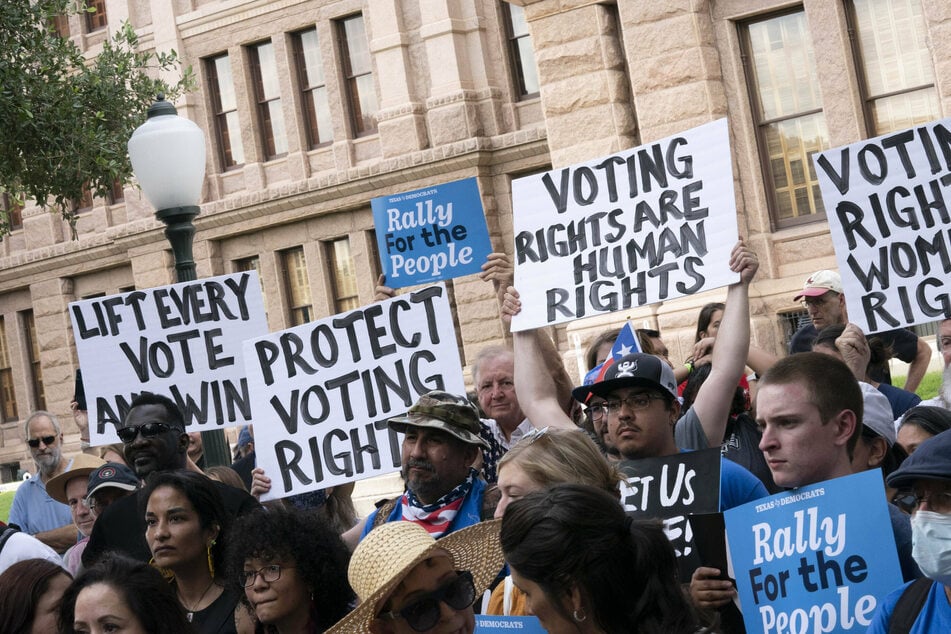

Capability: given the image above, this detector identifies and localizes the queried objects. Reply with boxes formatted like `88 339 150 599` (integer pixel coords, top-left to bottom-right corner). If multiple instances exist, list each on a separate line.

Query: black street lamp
128 95 231 468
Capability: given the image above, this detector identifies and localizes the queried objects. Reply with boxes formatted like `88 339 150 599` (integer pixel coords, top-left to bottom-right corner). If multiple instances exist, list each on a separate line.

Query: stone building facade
0 0 947 479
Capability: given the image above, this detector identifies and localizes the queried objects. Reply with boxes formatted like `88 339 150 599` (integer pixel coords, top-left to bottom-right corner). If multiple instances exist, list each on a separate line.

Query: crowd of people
1 244 951 633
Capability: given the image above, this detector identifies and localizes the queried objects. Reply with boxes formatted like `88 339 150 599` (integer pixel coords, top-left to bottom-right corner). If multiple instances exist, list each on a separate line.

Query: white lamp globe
127 96 206 211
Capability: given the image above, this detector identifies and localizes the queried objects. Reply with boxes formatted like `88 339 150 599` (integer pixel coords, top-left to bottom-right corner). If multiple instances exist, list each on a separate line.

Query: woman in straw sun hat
326 519 503 634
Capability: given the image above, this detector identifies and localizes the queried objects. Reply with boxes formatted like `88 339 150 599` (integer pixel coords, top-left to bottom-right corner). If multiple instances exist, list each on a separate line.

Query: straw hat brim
326 519 503 634
46 454 106 505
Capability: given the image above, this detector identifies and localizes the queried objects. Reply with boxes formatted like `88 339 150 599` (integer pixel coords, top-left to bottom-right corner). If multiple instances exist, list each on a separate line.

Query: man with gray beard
7 411 77 552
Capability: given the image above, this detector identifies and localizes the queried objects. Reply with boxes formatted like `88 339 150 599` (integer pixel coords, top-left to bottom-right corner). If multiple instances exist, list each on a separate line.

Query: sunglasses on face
378 570 476 632
116 422 175 444
27 435 56 448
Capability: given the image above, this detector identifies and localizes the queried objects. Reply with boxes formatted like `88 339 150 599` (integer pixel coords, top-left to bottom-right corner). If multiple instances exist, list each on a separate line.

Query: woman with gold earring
145 470 243 633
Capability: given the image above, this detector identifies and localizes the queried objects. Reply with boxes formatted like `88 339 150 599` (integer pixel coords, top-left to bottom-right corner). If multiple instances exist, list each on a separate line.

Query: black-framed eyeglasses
27 435 57 448
593 393 664 415
378 570 476 632
893 491 951 515
116 422 175 444
240 564 292 587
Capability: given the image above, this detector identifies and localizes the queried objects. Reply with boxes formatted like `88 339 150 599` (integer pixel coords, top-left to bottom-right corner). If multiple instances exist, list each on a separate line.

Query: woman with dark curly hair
500 483 699 634
59 554 194 634
228 506 354 633
0 558 71 633
143 471 240 633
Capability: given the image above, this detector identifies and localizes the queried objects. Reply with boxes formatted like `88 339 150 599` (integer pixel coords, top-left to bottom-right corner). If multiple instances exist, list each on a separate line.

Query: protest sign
69 271 268 444
372 177 493 288
475 616 545 633
510 118 739 331
815 118 951 333
619 448 720 577
243 284 465 500
724 470 902 634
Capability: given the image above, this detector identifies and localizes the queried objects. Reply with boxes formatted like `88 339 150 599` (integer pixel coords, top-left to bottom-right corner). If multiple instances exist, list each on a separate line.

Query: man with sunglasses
8 410 77 553
82 392 259 566
789 269 931 392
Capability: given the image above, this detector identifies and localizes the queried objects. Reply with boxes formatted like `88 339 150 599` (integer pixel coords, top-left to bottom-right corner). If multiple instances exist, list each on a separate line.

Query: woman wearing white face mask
868 429 951 633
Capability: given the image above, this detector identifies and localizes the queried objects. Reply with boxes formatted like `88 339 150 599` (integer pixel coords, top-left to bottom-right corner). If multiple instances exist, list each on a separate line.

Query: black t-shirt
721 413 781 494
83 475 260 567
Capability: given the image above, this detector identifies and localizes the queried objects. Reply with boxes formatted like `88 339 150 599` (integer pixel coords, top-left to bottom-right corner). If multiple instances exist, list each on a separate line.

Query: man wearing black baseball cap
868 429 951 632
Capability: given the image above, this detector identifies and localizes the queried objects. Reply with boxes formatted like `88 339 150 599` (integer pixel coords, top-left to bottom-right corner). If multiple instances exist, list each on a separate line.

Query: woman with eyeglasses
228 506 354 633
325 519 503 634
143 470 241 634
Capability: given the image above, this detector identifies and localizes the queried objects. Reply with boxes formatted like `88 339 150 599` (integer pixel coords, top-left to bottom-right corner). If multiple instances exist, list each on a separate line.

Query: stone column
419 0 487 146
514 0 637 166
617 0 727 143
368 0 430 156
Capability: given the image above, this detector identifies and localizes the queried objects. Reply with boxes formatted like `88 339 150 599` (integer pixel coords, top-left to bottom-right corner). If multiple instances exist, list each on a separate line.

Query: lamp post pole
129 96 231 468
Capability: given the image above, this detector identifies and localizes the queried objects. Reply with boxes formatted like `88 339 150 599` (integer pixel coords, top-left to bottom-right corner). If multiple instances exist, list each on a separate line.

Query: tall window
248 41 288 159
51 14 70 38
0 318 17 422
741 9 829 228
294 28 334 147
22 311 45 410
207 54 246 169
337 14 378 136
502 3 540 97
281 248 313 325
74 185 94 215
85 0 107 32
849 0 939 135
235 256 264 303
325 238 359 313
1 194 22 231
107 178 124 204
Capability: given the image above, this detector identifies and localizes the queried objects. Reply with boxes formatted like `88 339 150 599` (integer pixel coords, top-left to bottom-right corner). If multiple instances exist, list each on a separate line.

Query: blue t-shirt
717 455 769 510
8 474 72 535
878 382 921 420
867 580 951 634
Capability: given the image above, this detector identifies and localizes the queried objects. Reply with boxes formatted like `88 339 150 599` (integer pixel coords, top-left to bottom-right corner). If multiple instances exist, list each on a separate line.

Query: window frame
336 14 379 137
84 0 107 32
501 2 540 99
206 53 246 171
324 237 360 314
739 6 829 230
280 247 314 326
292 27 334 149
845 0 939 136
21 310 45 411
0 317 18 422
247 40 288 160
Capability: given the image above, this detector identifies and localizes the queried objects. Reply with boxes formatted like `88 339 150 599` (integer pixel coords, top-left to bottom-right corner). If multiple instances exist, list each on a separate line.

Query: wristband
684 361 694 373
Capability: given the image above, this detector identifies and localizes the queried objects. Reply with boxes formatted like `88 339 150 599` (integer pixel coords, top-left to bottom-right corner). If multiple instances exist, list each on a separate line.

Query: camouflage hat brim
388 409 489 449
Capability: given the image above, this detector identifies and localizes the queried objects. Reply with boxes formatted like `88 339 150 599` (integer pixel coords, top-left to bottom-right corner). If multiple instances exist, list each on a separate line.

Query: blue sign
475 615 546 633
372 177 493 288
724 470 902 634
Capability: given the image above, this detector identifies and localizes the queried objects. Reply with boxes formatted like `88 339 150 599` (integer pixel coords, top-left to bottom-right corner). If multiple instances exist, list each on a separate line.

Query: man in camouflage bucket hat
356 391 493 544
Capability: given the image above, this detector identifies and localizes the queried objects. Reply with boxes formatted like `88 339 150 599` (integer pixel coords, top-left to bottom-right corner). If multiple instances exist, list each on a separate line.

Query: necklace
178 579 216 623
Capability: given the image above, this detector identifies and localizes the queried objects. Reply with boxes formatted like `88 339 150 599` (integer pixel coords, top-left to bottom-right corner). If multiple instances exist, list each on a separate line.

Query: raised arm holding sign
510 118 739 331
815 118 951 336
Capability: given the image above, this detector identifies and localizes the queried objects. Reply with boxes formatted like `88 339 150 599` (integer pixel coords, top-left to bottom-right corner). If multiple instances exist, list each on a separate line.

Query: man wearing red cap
789 269 931 392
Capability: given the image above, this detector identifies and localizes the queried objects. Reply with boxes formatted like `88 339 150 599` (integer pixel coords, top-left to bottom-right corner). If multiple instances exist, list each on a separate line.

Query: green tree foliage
0 0 195 237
